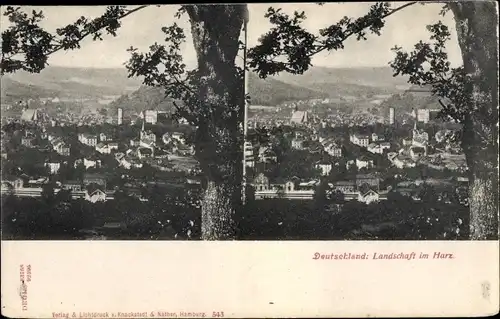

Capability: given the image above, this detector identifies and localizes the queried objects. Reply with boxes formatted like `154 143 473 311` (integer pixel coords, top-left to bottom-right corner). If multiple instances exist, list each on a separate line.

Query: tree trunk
450 2 499 240
186 5 247 240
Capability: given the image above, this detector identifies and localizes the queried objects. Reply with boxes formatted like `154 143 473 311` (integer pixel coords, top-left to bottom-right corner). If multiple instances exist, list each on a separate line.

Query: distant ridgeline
1 67 141 102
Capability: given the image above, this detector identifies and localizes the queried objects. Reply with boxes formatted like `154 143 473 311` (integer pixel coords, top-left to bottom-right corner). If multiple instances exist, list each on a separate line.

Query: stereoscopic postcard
1 2 499 318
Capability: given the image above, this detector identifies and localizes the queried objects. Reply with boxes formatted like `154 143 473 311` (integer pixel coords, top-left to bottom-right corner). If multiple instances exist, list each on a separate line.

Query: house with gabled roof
252 173 270 191
1 176 24 190
358 184 380 204
84 183 107 203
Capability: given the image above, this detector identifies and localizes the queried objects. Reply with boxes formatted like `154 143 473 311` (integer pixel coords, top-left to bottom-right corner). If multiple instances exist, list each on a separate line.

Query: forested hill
247 72 329 106
107 86 176 114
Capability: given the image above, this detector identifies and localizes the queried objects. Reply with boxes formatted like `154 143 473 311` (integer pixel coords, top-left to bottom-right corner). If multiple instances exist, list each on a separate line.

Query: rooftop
332 181 355 187
21 109 38 121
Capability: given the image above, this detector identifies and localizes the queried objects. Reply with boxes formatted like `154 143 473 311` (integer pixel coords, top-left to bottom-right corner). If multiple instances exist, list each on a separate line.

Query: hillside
248 72 328 106
379 89 441 117
1 77 60 102
272 66 411 96
1 66 142 103
108 86 177 114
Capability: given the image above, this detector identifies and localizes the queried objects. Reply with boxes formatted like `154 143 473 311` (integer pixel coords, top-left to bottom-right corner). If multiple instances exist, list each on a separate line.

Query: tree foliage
248 2 416 78
1 5 147 73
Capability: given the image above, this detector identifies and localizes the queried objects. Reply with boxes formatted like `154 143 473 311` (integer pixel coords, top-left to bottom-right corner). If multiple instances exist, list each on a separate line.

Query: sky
0 3 463 69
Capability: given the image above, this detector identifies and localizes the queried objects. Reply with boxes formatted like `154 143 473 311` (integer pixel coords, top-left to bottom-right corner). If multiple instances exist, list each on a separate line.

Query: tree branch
309 2 418 58
46 5 150 57
1 5 151 74
249 2 418 78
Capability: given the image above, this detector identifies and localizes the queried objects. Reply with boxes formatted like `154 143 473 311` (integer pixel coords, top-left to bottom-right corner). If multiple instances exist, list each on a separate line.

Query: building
367 142 391 154
356 174 380 190
416 108 440 123
252 173 270 191
117 108 123 125
389 107 395 125
21 108 39 122
78 133 98 147
324 141 342 157
291 138 305 150
95 142 118 154
355 157 374 170
1 176 24 190
95 143 108 154
298 180 320 191
83 174 106 188
138 147 154 159
171 132 186 144
244 141 253 158
130 139 141 147
54 142 71 156
143 110 158 124
140 131 155 143
83 158 101 169
62 181 82 192
350 133 370 147
108 143 119 152
245 158 255 168
275 180 295 192
84 185 107 203
257 146 277 163
315 162 333 176
21 137 35 147
244 142 254 167
358 185 380 204
177 117 189 125
45 162 61 174
391 155 416 169
118 156 143 170
99 133 110 142
330 181 356 193
290 107 309 125
379 142 391 152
